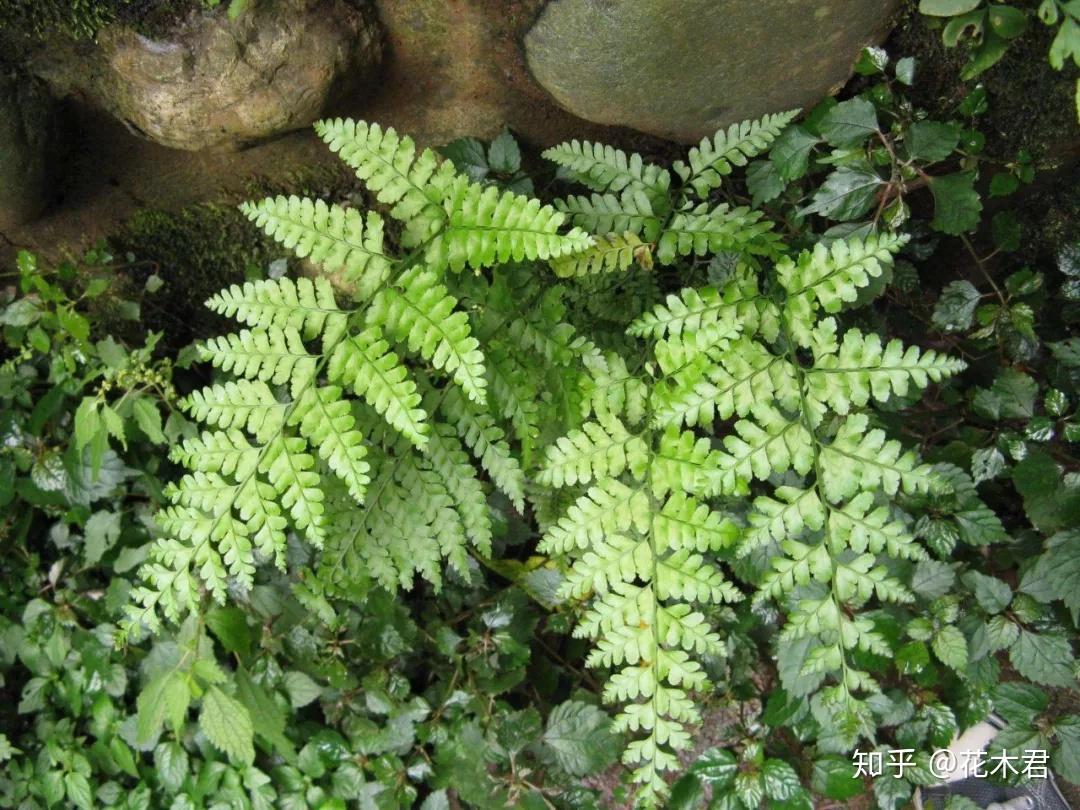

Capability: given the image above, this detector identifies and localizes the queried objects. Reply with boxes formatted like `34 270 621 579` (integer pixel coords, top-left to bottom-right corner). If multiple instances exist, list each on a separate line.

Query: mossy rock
104 202 283 349
0 0 197 42
100 163 371 350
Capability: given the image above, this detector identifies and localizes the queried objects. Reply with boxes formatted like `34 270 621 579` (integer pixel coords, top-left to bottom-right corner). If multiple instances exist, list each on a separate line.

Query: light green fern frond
657 202 779 264
674 109 800 198
550 232 652 277
778 232 908 346
428 178 594 272
206 276 347 344
125 118 598 637
543 139 672 201
199 327 316 397
181 380 286 443
556 190 664 241
805 329 968 414
368 266 487 403
315 118 456 246
537 117 969 803
536 416 649 488
288 385 371 503
327 325 429 449
240 196 393 300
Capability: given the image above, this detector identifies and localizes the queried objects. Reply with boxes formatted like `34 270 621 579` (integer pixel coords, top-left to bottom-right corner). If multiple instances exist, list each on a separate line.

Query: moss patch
104 202 282 350
889 0 1078 161
0 0 202 42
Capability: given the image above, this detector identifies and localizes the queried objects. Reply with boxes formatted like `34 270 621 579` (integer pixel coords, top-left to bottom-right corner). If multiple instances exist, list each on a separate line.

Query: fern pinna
537 118 966 801
122 121 593 635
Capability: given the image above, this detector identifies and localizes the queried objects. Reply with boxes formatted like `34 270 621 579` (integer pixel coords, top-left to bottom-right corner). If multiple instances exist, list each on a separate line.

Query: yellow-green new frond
650 338 798 429
675 109 800 198
657 203 779 264
550 232 652 278
437 385 525 512
828 492 925 561
778 232 907 345
715 403 815 492
741 485 825 557
288 386 371 503
543 139 671 200
314 118 455 246
258 435 326 548
206 276 347 346
181 380 286 444
169 430 259 479
556 190 664 242
650 426 730 499
805 329 967 414
240 196 393 301
819 414 935 503
539 477 650 555
652 492 739 554
627 272 774 343
199 327 316 398
429 178 594 272
579 350 649 426
368 267 487 404
425 423 493 556
327 325 429 449
537 415 649 488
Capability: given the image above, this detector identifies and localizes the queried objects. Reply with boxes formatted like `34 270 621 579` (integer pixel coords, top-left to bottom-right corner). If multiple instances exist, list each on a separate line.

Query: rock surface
30 0 381 151
525 0 902 142
0 69 57 232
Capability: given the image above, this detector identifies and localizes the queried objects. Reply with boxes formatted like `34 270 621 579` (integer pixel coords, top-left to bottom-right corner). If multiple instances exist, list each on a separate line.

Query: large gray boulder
0 69 57 231
31 0 382 151
525 0 901 143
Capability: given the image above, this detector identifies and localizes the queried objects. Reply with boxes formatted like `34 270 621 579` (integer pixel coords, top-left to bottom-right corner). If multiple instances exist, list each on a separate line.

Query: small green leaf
932 280 981 332
1010 630 1075 687
895 57 917 85
83 509 122 565
811 756 863 800
988 5 1028 39
199 686 254 765
132 398 167 444
690 747 739 788
911 559 955 599
993 681 1048 725
920 0 981 15
283 671 322 709
932 625 969 671
206 607 253 657
770 125 819 180
907 121 960 162
487 130 522 174
929 173 982 235
74 398 101 452
541 700 617 777
154 741 189 793
800 166 883 221
963 571 1012 613
972 447 1006 483
64 772 94 810
818 98 879 147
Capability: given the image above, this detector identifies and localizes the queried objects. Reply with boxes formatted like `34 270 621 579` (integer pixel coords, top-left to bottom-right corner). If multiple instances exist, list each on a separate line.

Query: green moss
0 0 205 41
105 202 283 349
889 0 1078 161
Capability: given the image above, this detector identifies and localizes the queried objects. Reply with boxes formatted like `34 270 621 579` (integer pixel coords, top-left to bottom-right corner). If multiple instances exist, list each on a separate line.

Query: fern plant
537 118 967 802
122 121 594 635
